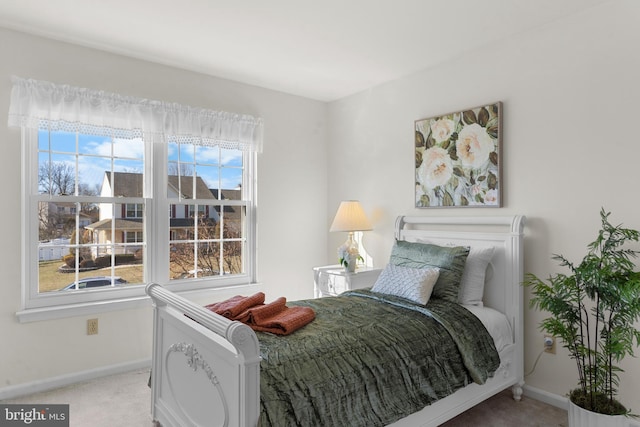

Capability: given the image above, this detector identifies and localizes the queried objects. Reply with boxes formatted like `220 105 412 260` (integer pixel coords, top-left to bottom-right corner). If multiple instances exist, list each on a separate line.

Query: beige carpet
2 370 153 427
441 389 567 427
2 369 568 426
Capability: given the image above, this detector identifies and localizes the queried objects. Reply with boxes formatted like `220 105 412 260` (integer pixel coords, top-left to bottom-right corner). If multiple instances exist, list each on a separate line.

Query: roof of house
209 189 241 201
85 218 143 231
104 172 215 200
86 217 220 231
169 218 218 228
168 175 216 200
104 172 143 198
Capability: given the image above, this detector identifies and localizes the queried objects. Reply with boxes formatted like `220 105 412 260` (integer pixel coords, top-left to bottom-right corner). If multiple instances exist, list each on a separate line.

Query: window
125 231 144 244
168 142 247 280
125 203 143 218
35 130 145 298
9 77 262 317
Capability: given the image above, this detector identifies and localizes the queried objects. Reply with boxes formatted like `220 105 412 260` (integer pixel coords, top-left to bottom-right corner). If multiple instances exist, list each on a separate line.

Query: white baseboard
523 384 568 410
0 358 151 401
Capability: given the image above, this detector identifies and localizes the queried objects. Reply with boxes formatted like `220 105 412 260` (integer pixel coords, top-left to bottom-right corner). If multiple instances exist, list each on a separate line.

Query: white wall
0 28 327 390
327 0 640 410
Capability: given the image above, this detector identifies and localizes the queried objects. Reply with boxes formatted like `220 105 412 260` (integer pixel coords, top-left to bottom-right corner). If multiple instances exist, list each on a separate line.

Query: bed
146 215 525 426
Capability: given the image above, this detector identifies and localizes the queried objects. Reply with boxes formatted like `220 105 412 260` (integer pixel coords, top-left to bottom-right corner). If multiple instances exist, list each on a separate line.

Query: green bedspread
256 289 500 427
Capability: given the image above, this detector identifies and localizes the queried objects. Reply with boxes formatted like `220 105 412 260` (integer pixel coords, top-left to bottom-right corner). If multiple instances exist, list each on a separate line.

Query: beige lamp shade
330 201 373 232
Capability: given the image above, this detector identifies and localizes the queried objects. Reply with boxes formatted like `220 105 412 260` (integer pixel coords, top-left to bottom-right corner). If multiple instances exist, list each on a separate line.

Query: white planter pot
568 400 626 427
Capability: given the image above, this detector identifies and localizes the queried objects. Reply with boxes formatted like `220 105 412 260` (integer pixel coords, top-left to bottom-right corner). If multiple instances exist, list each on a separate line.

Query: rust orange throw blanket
205 292 266 320
205 293 315 335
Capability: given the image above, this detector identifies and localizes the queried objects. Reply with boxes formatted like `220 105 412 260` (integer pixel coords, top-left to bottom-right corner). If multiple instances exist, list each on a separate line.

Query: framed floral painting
415 102 502 208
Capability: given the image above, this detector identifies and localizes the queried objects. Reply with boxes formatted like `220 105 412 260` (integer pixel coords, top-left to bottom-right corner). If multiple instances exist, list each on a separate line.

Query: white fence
39 238 70 261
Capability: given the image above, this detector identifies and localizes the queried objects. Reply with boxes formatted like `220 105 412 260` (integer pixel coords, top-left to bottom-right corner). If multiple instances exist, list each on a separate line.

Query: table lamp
329 200 372 272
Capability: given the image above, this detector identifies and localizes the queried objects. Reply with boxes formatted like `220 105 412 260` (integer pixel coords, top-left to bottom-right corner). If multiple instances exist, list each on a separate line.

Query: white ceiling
0 0 608 101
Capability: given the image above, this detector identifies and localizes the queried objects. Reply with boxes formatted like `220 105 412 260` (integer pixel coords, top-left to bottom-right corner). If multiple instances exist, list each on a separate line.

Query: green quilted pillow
389 240 470 302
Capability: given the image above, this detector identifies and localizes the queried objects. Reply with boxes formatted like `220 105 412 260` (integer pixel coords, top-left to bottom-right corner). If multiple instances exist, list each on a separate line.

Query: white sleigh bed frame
146 215 526 427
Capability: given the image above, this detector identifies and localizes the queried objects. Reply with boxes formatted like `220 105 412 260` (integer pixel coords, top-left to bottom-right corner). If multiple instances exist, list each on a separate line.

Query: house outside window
9 77 263 319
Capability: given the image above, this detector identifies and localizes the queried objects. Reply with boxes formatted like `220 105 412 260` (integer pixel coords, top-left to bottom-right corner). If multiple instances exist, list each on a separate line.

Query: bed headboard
395 215 525 355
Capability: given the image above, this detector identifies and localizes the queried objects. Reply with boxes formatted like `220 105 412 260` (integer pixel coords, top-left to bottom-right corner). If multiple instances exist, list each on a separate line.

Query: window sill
16 295 151 323
16 282 263 323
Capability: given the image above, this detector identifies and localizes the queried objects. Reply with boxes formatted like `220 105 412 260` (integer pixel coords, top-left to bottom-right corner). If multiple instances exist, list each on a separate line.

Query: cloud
220 148 242 166
85 137 143 159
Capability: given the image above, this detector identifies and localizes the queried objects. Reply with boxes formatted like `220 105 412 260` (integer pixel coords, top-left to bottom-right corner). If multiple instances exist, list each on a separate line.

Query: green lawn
37 256 240 292
38 260 144 293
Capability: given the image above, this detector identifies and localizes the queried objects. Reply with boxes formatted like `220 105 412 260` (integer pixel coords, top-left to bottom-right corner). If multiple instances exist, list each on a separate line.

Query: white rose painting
415 102 501 207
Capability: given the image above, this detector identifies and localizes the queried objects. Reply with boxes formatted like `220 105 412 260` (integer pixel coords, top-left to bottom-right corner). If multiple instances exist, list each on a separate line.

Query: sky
38 131 244 194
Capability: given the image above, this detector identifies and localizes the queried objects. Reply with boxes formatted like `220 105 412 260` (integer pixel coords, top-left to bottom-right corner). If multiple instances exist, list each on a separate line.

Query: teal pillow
389 240 470 302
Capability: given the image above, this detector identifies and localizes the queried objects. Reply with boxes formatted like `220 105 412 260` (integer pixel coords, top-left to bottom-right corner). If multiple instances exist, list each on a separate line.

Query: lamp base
337 232 360 272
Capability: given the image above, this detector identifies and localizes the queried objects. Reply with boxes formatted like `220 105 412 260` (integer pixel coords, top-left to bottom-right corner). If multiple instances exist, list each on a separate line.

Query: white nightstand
313 265 382 298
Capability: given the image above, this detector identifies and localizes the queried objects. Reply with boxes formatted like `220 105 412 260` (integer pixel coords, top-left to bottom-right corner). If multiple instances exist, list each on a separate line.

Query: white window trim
11 78 262 322
16 282 264 323
17 132 258 322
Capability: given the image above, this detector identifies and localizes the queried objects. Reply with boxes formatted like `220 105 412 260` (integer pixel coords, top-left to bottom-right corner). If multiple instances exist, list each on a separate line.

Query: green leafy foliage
524 208 640 416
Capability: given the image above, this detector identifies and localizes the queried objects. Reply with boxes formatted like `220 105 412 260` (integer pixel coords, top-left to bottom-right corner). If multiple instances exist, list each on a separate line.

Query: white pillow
458 246 494 306
371 264 440 305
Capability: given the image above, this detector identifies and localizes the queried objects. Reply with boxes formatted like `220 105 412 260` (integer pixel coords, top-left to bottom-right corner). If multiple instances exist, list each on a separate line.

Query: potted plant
524 209 640 426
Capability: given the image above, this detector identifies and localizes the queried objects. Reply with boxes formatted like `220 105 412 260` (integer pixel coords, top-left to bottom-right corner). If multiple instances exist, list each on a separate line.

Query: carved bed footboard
146 283 261 427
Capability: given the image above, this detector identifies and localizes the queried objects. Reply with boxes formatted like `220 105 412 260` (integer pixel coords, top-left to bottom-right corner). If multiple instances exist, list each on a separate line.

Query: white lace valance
7 76 263 152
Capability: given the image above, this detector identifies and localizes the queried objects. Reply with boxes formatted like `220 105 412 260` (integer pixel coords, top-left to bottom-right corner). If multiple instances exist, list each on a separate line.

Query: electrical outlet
87 318 98 335
544 335 555 354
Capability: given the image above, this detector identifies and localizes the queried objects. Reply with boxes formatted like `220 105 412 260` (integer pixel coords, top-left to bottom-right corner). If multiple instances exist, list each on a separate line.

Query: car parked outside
60 276 127 291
